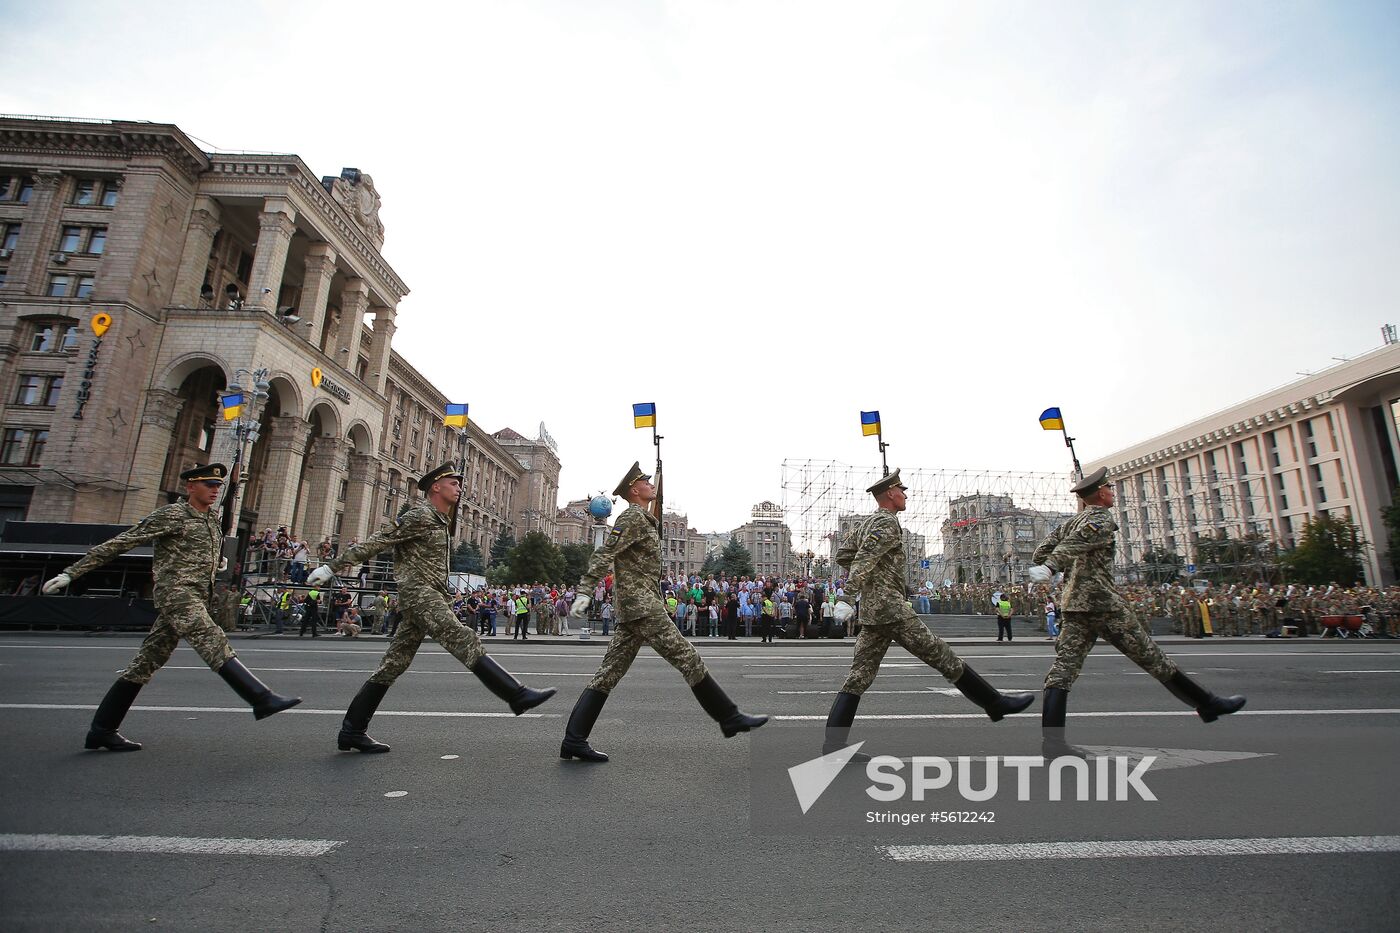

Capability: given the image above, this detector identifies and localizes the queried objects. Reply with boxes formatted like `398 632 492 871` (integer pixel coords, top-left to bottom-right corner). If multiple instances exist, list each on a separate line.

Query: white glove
306 565 335 587
218 557 228 572
832 601 854 623
42 573 72 594
1027 565 1052 583
570 595 591 619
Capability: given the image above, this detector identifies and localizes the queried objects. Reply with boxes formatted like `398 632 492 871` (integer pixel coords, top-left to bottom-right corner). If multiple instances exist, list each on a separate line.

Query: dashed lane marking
0 833 342 857
881 836 1400 863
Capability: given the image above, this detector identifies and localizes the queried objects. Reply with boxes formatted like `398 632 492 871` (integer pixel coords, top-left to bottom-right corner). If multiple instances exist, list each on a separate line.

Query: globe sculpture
588 494 613 520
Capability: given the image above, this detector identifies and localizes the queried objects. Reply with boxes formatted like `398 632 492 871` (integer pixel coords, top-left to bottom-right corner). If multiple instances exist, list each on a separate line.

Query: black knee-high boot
822 690 872 761
692 674 768 737
217 658 302 719
953 665 1035 721
86 678 143 751
560 688 610 762
1041 686 1087 759
338 681 391 753
470 656 556 714
1164 671 1246 722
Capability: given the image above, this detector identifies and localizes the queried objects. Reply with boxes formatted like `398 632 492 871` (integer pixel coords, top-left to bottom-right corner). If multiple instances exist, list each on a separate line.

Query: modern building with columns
0 114 553 555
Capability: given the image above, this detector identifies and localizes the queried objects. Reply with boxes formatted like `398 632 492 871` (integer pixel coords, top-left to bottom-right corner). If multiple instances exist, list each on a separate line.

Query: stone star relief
106 408 127 435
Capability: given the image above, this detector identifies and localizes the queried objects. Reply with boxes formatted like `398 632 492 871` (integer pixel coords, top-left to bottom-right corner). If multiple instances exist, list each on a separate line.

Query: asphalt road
1 632 1398 932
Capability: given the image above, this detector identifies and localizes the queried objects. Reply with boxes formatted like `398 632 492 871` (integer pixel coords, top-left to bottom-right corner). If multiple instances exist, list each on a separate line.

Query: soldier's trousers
120 596 236 685
840 615 965 695
369 590 486 686
587 612 709 694
1044 609 1179 691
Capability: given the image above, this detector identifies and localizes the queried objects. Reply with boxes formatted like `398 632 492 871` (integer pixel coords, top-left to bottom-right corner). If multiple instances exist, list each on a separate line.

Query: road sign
1186 564 1196 574
920 560 930 569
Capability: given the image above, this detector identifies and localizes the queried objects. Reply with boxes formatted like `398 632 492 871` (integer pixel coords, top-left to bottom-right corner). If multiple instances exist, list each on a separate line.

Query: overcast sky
3 1 1397 533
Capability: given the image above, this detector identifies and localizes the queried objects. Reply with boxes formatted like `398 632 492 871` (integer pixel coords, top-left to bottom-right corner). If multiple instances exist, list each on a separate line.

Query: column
7 171 64 296
301 244 338 349
255 416 311 531
341 454 379 542
336 278 369 370
119 388 185 522
172 196 222 306
368 303 396 395
298 437 347 546
246 198 297 313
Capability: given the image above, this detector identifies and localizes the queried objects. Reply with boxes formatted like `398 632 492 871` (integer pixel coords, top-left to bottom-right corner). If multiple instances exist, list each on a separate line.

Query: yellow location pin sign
311 367 323 388
91 312 113 337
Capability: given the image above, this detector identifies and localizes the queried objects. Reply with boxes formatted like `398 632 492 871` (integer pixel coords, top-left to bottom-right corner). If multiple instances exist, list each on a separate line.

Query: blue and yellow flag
633 402 656 429
860 410 881 437
444 402 469 429
1039 407 1064 431
220 392 243 421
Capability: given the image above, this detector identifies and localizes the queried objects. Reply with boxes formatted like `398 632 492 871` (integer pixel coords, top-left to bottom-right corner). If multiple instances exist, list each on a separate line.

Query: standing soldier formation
824 470 1035 754
42 463 302 751
561 462 767 763
1029 467 1246 756
309 462 555 753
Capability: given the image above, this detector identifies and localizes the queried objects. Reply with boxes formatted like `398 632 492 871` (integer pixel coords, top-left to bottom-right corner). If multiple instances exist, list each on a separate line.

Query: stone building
660 510 707 581
1086 340 1400 585
731 501 795 578
493 423 560 542
941 494 1072 585
0 114 552 553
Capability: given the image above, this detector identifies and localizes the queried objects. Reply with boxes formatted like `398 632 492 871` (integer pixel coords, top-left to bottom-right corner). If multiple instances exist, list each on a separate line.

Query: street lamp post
219 367 270 584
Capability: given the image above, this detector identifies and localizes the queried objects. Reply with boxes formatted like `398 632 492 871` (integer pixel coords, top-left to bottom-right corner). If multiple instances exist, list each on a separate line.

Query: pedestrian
513 593 530 640
310 462 554 753
1045 596 1059 639
995 594 1014 641
41 463 300 751
299 589 322 637
562 462 767 762
1029 467 1245 756
823 470 1033 755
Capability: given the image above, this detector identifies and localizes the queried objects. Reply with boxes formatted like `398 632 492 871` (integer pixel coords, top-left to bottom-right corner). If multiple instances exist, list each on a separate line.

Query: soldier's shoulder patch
609 526 624 537
868 530 882 540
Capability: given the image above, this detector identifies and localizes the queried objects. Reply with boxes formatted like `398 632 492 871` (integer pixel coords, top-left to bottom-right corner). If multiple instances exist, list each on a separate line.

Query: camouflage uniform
579 503 708 693
65 501 234 684
836 508 964 694
1035 505 1178 691
331 504 485 684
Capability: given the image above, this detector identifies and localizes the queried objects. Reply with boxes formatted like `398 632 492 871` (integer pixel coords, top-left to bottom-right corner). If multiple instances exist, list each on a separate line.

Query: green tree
451 540 485 574
1279 515 1367 585
1194 530 1278 584
489 530 515 567
1382 487 1400 578
485 563 513 586
1138 546 1183 584
560 542 594 587
700 549 724 578
507 531 567 585
719 535 754 578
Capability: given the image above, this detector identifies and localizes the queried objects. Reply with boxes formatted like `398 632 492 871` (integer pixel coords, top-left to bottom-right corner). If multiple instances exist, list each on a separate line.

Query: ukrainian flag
1039 407 1064 431
444 403 469 429
633 402 656 429
860 410 880 437
221 392 243 421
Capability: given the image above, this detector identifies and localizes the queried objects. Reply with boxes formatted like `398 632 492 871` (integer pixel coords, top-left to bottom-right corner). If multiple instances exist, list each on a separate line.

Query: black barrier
0 595 157 631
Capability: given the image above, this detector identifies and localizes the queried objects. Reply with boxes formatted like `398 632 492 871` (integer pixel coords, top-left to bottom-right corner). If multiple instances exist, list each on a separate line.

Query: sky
3 0 1398 533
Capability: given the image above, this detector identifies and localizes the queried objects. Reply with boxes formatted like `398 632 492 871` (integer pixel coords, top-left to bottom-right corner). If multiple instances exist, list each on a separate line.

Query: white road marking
155 666 592 676
777 688 1036 696
383 791 408 798
776 708 1400 720
0 833 342 857
440 755 460 760
1322 670 1400 674
0 703 558 718
882 836 1400 863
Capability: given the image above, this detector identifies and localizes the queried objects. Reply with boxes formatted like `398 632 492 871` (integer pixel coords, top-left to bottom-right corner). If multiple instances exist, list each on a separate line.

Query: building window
71 178 120 207
87 227 106 254
1 222 20 254
0 175 34 203
390 443 399 461
0 428 47 465
392 417 402 438
408 453 417 470
58 226 82 253
47 274 94 298
57 225 105 255
13 374 62 407
338 479 348 502
29 322 78 352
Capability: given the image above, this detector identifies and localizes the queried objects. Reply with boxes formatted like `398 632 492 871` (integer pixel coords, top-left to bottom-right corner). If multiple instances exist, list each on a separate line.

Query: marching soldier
1029 468 1245 753
823 470 1034 754
312 462 555 753
42 463 301 751
561 462 767 762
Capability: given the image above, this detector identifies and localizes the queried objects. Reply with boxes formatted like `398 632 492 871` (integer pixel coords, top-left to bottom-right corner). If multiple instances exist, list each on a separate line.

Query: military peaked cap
181 463 228 483
1071 466 1110 496
613 461 652 497
866 468 907 496
416 461 464 492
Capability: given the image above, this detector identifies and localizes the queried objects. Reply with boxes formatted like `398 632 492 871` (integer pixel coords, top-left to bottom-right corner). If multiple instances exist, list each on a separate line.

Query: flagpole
1060 420 1083 480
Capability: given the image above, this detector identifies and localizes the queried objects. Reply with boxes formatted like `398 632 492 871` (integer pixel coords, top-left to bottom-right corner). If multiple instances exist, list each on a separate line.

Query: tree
1193 530 1279 584
719 535 754 578
1138 546 1183 585
489 530 515 567
1279 515 1367 585
700 549 724 578
560 542 594 587
451 540 485 574
485 563 513 587
1382 487 1400 578
507 531 567 585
